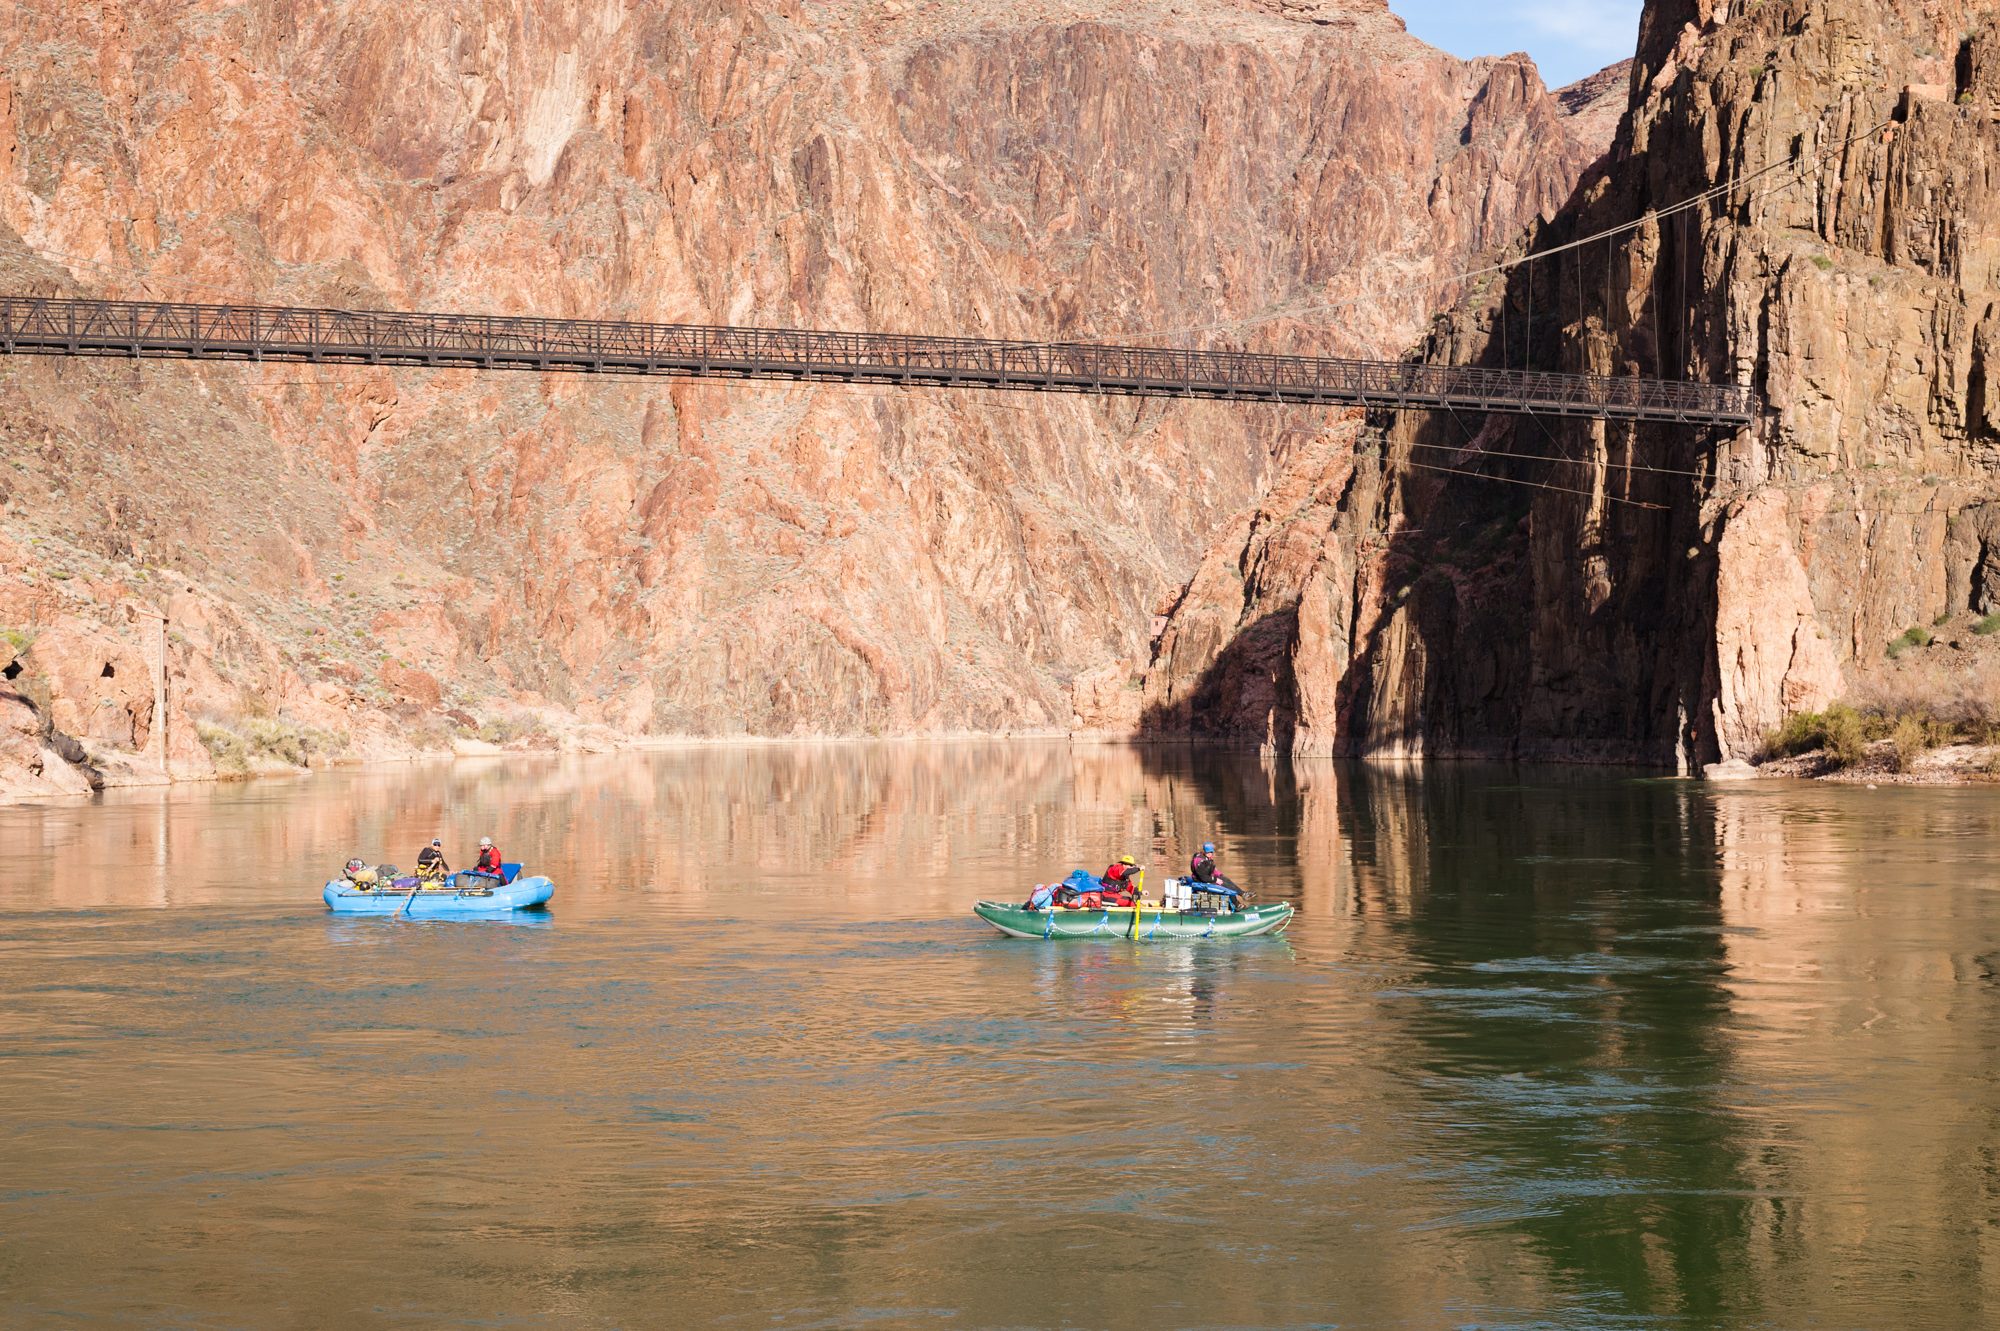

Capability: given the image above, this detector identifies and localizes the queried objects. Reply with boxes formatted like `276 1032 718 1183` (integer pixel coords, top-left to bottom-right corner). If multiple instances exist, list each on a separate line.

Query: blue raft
323 863 554 917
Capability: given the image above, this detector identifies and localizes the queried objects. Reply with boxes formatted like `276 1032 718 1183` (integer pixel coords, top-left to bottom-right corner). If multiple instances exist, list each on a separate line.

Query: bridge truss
0 295 1757 427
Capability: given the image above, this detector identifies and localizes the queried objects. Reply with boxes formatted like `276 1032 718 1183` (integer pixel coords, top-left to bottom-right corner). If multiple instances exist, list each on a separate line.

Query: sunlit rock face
1149 0 2000 766
0 0 1614 793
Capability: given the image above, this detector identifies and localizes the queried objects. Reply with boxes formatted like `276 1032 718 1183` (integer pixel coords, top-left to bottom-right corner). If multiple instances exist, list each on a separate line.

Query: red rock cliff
0 0 1614 794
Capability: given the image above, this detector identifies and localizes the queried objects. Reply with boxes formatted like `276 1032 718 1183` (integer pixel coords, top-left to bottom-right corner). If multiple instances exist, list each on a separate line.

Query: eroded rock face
1151 0 2000 766
1509 0 2000 765
0 0 1607 795
1137 54 1628 754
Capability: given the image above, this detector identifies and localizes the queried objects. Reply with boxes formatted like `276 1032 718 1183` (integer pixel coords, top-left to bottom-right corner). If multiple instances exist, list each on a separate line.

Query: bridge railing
0 294 1760 425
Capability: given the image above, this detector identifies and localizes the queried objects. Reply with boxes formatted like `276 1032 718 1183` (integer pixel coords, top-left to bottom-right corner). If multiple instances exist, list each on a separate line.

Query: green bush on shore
1765 701 1993 772
1890 715 1934 773
1761 704 1868 769
1973 613 2000 636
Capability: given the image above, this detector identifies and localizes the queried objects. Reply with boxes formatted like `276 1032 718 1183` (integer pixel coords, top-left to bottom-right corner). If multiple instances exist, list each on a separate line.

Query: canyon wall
0 0 1616 797
1147 0 2000 769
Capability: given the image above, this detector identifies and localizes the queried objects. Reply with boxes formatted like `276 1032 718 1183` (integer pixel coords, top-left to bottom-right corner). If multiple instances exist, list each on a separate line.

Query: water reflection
2 747 1998 1327
1345 771 1760 1324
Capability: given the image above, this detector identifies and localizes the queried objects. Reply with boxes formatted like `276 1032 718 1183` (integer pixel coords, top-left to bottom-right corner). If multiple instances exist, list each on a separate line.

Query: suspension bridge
0 294 1758 427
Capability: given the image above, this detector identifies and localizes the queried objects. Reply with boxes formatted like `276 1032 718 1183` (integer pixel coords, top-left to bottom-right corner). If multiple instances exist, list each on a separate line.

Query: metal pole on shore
156 611 167 774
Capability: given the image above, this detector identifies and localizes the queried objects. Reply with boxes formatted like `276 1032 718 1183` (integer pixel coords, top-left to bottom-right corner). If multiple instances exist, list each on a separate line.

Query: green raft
973 900 1294 940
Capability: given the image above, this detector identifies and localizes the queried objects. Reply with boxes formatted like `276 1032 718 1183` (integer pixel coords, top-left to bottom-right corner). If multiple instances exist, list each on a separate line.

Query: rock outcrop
0 0 1613 796
0 629 100 798
1147 0 2000 768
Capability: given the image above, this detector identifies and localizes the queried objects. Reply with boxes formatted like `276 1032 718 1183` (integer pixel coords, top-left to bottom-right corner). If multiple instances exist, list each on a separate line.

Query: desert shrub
197 715 338 773
475 717 560 749
476 717 522 745
1821 706 1868 768
1763 711 1827 759
1811 254 1834 272
0 627 33 655
407 716 458 751
196 720 251 777
1974 613 2000 636
242 717 309 767
1934 611 1953 627
1890 714 1934 773
1762 703 1869 768
1886 625 1934 659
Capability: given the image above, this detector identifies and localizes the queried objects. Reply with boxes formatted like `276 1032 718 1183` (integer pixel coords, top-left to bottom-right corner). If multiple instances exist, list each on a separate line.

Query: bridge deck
0 295 1758 427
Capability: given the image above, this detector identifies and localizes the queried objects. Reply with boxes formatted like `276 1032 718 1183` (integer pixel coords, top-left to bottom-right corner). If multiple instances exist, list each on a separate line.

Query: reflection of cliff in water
8 747 2000 1324
7 743 1273 912
1710 785 2000 1325
1331 771 1762 1323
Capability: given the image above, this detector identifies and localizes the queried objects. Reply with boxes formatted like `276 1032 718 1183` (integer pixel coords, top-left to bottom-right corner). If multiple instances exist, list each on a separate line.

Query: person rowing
1100 855 1143 906
415 838 450 883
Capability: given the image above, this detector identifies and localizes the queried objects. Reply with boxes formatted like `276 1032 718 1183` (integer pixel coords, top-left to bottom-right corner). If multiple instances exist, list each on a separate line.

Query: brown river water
2 743 1999 1328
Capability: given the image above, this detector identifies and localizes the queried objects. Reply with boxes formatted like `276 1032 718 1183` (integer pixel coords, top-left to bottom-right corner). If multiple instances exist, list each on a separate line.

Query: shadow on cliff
1136 86 1750 767
1136 610 1303 748
1327 131 1727 765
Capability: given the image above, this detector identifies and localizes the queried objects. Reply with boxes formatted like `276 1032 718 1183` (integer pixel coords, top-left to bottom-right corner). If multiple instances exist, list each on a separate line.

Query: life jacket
1190 851 1217 884
475 848 503 876
1101 862 1140 905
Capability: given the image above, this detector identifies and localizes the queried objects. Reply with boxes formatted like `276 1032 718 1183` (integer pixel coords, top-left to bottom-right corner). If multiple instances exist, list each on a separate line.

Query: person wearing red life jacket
1100 855 1143 906
473 836 505 879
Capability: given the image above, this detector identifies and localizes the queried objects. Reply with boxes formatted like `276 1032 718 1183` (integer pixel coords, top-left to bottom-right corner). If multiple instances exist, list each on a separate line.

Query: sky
1391 1 1644 89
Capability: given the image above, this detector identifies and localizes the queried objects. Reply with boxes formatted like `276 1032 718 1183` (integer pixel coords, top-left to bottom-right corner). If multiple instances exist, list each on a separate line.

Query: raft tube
324 868 554 917
973 899 1292 940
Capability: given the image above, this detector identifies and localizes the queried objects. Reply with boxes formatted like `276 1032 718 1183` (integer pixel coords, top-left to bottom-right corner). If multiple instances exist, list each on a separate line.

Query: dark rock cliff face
1148 0 2000 769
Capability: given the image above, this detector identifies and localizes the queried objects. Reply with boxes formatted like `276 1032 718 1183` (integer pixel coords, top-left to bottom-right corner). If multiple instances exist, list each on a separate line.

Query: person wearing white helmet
473 835 505 880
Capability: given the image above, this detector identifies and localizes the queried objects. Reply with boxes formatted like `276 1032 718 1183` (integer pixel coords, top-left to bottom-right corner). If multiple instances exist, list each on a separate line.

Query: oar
394 874 423 919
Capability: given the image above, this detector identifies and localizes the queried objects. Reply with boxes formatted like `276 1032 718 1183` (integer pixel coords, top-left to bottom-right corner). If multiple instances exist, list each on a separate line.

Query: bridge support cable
0 294 1759 427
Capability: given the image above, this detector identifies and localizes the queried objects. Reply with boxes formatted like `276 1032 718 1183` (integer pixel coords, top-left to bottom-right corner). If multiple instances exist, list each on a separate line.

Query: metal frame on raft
0 294 1759 427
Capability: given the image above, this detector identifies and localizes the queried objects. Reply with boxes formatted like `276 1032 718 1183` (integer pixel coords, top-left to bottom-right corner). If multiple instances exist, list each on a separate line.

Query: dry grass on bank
195 715 348 777
1760 704 1999 776
1758 625 2000 780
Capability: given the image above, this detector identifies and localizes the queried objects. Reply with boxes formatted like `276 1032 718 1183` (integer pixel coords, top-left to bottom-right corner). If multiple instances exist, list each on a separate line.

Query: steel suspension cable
1127 116 1896 344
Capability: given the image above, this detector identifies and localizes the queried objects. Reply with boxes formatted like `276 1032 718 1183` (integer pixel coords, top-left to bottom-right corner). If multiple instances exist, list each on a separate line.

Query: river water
2 744 1998 1328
